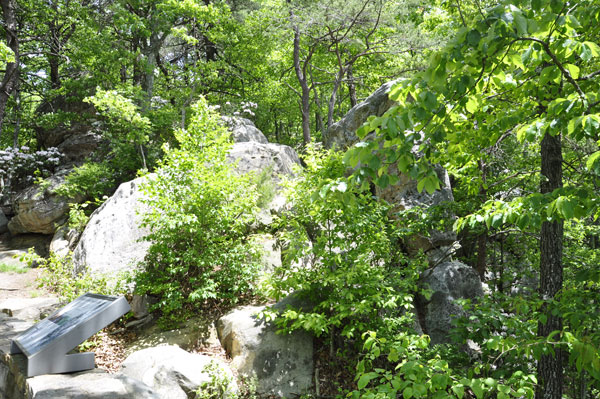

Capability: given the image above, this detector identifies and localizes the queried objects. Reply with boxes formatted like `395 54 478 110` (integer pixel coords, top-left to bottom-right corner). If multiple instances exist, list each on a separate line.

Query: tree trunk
12 84 20 147
476 160 488 281
536 132 564 399
0 0 20 144
327 68 345 130
347 64 357 108
289 6 311 145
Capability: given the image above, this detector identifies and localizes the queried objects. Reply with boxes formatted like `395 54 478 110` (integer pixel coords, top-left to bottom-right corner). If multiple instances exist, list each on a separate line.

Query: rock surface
7 171 74 235
227 141 300 181
325 79 399 149
0 297 59 321
377 164 456 254
72 175 152 276
121 345 237 399
223 116 269 144
27 370 160 399
216 298 313 398
56 130 102 163
419 261 483 345
49 225 80 258
324 80 456 256
125 317 219 356
0 234 52 268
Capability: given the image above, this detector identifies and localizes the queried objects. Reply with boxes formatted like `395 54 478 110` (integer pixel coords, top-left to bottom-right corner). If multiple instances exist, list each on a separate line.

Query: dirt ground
0 268 47 301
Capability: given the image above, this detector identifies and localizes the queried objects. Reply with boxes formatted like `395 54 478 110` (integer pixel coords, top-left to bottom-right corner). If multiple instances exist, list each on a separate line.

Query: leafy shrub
54 161 116 200
196 361 238 399
134 97 262 327
22 249 129 302
263 145 426 342
254 165 276 209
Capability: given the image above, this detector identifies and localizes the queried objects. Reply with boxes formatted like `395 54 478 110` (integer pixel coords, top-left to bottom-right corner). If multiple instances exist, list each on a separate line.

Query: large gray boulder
227 141 300 181
223 116 268 144
121 345 237 399
7 171 74 235
216 298 313 398
72 176 152 276
419 261 483 345
324 81 456 255
325 80 399 149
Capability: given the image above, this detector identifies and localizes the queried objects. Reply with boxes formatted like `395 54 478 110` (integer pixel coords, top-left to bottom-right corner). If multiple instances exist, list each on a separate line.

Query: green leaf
451 385 464 398
403 387 413 399
357 372 379 390
465 96 480 113
471 381 484 399
565 64 580 79
422 91 438 111
583 41 600 57
467 29 481 46
514 13 528 35
586 151 600 172
357 124 370 139
417 178 426 193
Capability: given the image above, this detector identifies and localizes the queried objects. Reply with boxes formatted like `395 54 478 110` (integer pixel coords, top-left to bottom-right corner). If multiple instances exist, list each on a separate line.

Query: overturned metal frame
10 293 131 377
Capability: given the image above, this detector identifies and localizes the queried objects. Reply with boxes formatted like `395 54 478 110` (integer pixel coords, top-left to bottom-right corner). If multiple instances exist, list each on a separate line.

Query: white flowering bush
0 146 63 201
221 101 258 118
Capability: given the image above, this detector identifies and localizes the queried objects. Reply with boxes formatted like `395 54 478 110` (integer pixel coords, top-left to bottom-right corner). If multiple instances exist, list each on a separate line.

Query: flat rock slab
0 297 60 321
27 369 159 399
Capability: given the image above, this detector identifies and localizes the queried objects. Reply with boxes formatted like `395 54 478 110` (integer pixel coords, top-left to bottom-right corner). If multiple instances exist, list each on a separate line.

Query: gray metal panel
10 293 131 377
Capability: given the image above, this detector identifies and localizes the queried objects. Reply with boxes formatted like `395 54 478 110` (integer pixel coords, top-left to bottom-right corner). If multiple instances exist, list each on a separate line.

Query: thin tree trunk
327 68 345 130
0 0 20 143
12 84 20 148
289 4 311 145
536 132 564 399
476 160 488 281
347 64 357 108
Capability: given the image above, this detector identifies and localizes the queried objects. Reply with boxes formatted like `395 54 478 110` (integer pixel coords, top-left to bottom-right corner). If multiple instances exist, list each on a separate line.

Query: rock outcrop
325 79 398 149
72 176 152 276
35 97 101 163
121 346 237 399
228 141 300 181
419 261 483 345
72 119 297 278
324 80 456 256
7 171 74 235
326 82 482 344
223 116 269 144
216 297 313 398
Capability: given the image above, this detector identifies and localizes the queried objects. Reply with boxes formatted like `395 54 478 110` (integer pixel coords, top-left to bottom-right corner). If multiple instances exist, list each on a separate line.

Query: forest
0 0 600 398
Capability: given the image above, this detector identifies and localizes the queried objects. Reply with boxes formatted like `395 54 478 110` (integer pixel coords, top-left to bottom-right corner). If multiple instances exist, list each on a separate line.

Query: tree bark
327 68 345 130
0 0 20 144
347 64 357 108
536 132 564 399
292 24 311 144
